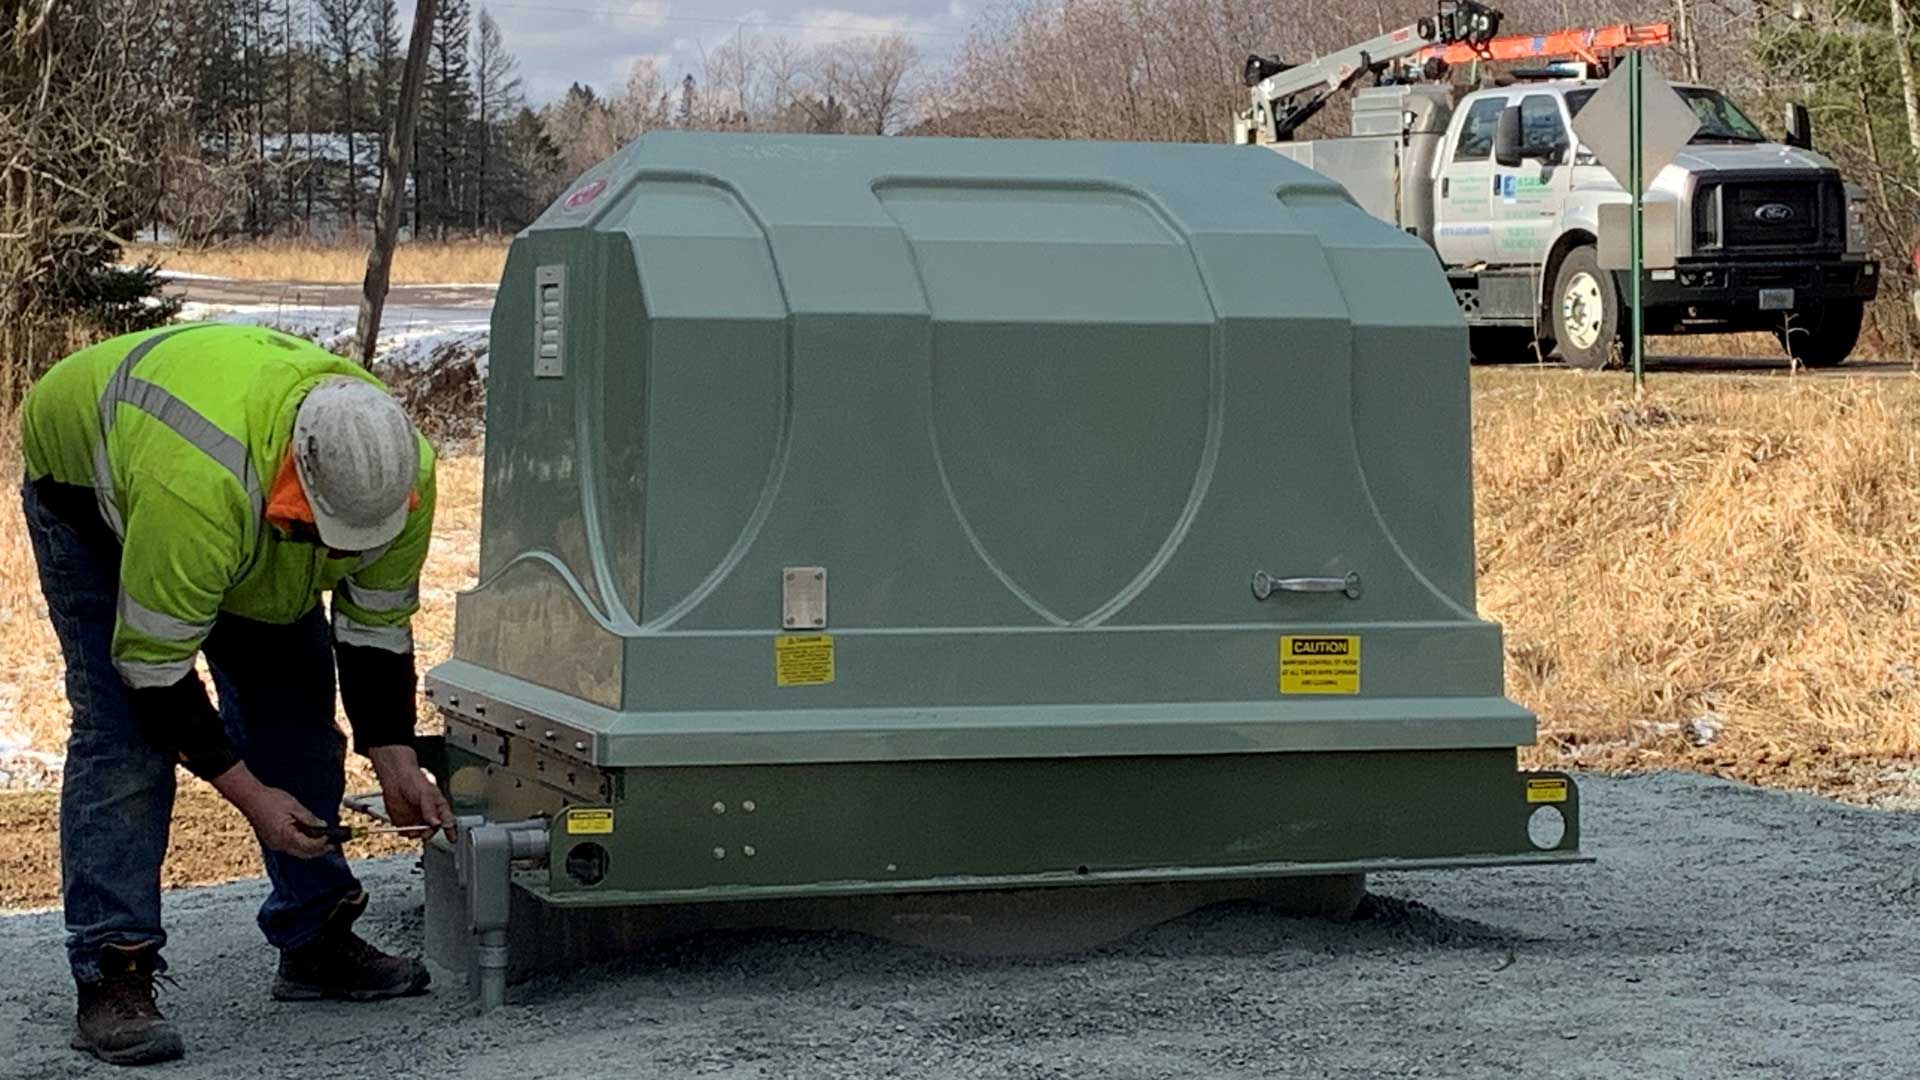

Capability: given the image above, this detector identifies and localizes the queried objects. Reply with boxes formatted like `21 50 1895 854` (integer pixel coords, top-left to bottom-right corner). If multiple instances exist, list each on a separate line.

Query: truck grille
1694 177 1844 255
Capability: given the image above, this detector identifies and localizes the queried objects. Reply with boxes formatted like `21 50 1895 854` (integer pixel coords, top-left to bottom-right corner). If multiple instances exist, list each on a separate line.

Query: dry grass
1475 369 1920 795
5 372 1920 904
1 424 479 779
0 788 413 909
126 240 509 285
0 411 65 790
0 431 479 906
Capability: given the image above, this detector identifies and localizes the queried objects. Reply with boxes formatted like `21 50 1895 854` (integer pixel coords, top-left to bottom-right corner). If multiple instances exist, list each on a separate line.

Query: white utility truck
1237 2 1882 367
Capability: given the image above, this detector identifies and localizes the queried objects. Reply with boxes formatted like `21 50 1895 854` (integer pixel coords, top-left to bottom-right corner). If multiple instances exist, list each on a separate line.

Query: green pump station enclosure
425 131 1583 909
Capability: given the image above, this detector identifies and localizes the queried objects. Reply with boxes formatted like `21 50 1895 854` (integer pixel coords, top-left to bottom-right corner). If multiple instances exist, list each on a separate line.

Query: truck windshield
1565 87 1769 144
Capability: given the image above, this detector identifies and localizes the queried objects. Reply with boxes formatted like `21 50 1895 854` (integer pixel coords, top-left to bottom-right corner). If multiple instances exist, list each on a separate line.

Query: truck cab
1427 80 1878 367
1253 61 1880 368
1432 87 1573 268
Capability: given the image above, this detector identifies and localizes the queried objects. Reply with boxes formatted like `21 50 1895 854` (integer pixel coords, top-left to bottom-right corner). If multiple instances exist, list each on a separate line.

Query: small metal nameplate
782 566 827 630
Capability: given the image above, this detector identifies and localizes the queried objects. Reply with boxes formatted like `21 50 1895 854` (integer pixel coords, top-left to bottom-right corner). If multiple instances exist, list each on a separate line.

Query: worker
18 322 456 1067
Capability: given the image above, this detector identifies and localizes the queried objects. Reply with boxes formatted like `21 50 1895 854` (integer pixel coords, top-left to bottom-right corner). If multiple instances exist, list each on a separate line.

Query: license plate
1758 288 1795 311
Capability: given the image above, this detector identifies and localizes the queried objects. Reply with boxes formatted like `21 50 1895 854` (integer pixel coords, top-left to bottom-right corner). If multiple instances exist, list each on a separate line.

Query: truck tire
1775 300 1862 368
1468 327 1539 364
1551 246 1620 371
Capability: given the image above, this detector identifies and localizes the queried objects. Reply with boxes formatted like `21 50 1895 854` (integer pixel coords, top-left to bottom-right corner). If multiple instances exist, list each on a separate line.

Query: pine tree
364 0 405 234
421 0 474 235
316 0 368 228
499 105 564 226
677 73 696 128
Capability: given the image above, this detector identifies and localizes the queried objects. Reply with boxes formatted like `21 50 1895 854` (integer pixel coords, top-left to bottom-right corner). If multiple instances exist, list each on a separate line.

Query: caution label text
1279 635 1361 694
566 808 614 835
1526 778 1569 804
775 634 836 687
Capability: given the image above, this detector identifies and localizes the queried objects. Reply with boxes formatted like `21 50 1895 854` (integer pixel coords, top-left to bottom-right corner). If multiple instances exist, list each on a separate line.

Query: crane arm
1244 0 1502 140
1416 21 1670 66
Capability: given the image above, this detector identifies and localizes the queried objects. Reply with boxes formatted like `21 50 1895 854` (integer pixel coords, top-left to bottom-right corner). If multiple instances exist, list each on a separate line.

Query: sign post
1627 50 1644 390
1570 58 1699 386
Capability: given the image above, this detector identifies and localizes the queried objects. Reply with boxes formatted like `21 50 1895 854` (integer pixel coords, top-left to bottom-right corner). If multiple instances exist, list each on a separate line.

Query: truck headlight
1846 195 1870 254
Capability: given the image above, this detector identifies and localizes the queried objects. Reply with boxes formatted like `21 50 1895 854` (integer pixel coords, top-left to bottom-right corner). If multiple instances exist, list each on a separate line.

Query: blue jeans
22 479 362 982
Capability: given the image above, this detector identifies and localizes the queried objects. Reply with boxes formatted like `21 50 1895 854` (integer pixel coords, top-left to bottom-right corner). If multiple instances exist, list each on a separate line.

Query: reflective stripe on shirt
90 325 262 537
339 579 419 614
331 609 413 653
118 589 213 644
113 655 196 690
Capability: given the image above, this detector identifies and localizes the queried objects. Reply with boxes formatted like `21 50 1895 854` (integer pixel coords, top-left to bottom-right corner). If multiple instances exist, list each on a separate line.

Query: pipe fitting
461 819 550 1011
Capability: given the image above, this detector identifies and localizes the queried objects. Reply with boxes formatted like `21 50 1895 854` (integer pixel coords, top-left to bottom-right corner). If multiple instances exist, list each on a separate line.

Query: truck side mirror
1493 105 1523 167
1784 103 1812 150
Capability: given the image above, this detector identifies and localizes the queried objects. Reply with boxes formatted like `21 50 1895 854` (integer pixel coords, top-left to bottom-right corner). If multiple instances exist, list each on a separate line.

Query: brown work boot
71 941 186 1066
271 890 430 1002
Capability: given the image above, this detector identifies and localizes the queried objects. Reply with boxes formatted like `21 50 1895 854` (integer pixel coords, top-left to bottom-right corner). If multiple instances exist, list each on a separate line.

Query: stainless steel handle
1251 570 1362 601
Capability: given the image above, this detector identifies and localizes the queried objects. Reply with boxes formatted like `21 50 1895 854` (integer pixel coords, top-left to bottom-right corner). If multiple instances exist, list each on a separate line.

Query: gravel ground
3 771 1918 1079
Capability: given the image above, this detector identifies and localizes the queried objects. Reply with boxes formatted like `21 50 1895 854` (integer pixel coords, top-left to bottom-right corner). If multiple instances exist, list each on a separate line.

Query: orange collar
264 449 421 538
265 450 315 534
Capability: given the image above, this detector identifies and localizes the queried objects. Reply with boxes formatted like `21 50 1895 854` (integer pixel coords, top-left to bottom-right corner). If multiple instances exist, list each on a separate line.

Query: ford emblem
1755 203 1796 223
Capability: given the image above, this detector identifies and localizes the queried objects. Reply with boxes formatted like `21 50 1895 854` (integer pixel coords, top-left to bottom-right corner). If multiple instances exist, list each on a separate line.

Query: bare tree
2 0 186 391
1890 0 1920 160
612 56 672 141
703 33 761 129
1673 0 1702 82
820 34 919 135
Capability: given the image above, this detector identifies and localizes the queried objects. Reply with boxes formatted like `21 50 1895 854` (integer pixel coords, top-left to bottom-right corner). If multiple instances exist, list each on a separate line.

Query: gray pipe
462 820 550 1011
475 928 510 1010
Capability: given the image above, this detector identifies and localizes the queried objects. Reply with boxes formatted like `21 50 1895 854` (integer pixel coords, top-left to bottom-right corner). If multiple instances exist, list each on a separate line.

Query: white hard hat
291 377 419 551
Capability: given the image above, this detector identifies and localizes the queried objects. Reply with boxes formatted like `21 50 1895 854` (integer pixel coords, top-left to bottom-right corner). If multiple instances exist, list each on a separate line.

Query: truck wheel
1468 328 1539 364
1551 247 1620 370
1775 300 1862 368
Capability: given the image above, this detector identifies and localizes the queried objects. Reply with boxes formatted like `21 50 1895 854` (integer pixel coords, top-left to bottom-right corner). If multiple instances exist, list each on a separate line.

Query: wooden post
357 0 437 365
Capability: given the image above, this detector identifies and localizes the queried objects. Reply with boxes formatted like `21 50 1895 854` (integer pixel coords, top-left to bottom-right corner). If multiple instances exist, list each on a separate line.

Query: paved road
3 772 1917 1079
168 277 497 311
1605 354 1913 378
171 277 1916 377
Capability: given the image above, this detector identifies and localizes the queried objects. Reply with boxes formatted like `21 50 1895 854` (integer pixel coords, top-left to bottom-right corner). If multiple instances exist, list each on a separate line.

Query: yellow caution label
1526 778 1569 804
775 634 835 687
1279 635 1361 694
565 808 614 835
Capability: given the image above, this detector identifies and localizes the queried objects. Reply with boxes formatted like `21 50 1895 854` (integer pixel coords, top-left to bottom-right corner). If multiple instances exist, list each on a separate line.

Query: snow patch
177 301 491 375
118 263 233 282
153 268 233 282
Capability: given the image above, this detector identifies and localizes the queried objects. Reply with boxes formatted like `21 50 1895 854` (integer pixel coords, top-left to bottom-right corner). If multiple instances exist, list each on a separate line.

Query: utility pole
357 0 438 365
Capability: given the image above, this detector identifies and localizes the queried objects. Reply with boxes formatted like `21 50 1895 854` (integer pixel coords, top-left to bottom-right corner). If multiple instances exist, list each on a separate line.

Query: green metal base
437 737 1583 907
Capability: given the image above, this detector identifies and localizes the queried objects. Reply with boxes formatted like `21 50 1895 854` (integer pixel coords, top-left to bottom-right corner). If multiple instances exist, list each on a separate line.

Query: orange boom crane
1242 6 1672 142
1418 21 1671 67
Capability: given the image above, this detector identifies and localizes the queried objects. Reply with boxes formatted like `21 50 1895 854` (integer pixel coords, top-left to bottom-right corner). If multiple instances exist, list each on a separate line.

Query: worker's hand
244 787 336 859
210 762 334 859
367 744 455 842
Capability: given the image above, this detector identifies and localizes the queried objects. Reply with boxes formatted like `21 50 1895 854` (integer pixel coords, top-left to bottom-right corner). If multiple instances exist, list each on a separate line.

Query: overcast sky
407 2 977 106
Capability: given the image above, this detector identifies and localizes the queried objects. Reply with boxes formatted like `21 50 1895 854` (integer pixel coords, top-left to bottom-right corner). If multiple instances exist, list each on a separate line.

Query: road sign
1569 56 1703 389
1598 202 1676 269
1570 61 1700 195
